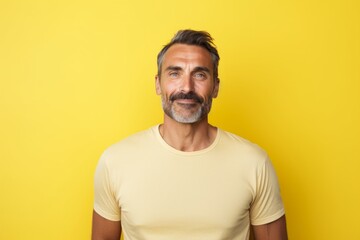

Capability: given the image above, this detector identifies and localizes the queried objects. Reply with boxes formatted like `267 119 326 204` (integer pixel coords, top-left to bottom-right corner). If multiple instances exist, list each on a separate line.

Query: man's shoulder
218 129 268 160
102 125 158 157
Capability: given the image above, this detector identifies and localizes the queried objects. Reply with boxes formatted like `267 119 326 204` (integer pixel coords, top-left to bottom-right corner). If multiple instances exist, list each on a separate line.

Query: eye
194 72 206 79
169 71 179 78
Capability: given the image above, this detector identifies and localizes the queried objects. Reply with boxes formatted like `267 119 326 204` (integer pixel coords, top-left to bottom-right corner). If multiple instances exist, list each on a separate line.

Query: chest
115 157 256 238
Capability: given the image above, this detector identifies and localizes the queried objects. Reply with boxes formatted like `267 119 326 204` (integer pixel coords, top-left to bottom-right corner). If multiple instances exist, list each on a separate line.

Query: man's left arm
252 215 288 240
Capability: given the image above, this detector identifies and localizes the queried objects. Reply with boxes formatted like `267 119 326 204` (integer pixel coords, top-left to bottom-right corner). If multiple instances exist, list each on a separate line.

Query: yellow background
1 0 359 239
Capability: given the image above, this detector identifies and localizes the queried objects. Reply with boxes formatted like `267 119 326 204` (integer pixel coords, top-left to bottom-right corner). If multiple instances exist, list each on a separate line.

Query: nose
180 73 194 93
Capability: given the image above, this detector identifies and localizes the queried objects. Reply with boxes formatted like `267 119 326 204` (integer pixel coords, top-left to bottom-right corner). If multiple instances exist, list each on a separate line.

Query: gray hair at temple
157 29 220 80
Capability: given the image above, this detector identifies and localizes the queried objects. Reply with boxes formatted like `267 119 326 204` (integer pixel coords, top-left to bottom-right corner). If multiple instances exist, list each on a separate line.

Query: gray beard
161 96 212 123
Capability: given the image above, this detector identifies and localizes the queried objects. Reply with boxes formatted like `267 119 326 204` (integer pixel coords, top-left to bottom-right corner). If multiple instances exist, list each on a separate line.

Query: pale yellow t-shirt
94 125 285 240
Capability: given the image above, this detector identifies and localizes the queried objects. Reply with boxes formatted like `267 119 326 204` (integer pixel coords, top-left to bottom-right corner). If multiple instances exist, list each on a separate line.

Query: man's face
155 44 219 123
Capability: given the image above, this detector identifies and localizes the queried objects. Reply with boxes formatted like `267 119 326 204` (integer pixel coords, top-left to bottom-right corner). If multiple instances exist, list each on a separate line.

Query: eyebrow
192 66 211 74
164 65 211 74
164 65 183 72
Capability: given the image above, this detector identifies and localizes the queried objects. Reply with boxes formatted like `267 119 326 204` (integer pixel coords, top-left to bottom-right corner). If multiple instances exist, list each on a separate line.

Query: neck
159 115 217 152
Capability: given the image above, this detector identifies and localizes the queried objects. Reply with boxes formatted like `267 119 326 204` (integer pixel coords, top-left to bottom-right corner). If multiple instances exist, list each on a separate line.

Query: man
92 30 288 240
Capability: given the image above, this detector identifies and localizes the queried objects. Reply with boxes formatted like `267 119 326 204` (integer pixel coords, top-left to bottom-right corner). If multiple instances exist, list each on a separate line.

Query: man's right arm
92 210 121 240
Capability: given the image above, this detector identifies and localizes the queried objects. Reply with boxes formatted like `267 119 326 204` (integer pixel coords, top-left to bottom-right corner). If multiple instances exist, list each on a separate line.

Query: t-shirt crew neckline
152 124 221 156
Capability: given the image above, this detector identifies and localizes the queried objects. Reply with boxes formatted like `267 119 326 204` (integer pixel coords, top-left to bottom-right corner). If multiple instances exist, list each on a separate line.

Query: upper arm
252 215 288 240
250 157 285 226
92 210 121 240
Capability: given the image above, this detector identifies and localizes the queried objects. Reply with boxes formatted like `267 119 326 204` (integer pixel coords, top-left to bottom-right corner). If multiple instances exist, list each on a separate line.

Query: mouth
174 101 199 110
175 99 199 104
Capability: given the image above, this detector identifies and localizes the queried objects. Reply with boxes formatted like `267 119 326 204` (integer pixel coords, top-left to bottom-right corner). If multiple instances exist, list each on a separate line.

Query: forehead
162 44 213 70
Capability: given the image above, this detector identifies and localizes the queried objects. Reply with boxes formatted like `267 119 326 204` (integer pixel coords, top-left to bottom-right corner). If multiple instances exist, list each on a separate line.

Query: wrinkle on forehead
161 44 213 75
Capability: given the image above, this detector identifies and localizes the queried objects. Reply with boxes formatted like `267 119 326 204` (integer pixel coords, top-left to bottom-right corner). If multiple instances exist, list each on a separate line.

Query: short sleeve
250 156 285 225
93 151 121 221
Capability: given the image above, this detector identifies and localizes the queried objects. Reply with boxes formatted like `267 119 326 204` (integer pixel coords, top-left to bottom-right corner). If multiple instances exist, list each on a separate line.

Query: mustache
170 92 204 103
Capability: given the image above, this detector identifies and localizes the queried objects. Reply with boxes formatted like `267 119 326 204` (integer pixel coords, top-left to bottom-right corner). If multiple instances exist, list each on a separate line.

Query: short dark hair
157 29 220 80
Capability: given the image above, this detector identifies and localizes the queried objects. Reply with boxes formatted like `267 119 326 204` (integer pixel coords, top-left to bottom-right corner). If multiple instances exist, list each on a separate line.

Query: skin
251 215 288 240
92 43 288 240
92 210 121 240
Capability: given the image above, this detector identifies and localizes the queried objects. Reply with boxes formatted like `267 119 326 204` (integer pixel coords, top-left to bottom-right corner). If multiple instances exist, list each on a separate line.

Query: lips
175 99 198 103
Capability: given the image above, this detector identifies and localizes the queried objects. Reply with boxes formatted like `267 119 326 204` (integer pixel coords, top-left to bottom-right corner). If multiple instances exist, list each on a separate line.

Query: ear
155 75 161 95
212 78 220 98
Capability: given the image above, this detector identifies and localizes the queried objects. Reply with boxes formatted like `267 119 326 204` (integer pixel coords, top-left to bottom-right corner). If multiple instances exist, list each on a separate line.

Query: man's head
155 30 220 124
157 29 220 81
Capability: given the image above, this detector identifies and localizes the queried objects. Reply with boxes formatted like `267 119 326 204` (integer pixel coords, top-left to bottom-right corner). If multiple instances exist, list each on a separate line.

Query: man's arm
252 215 288 240
92 210 121 240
